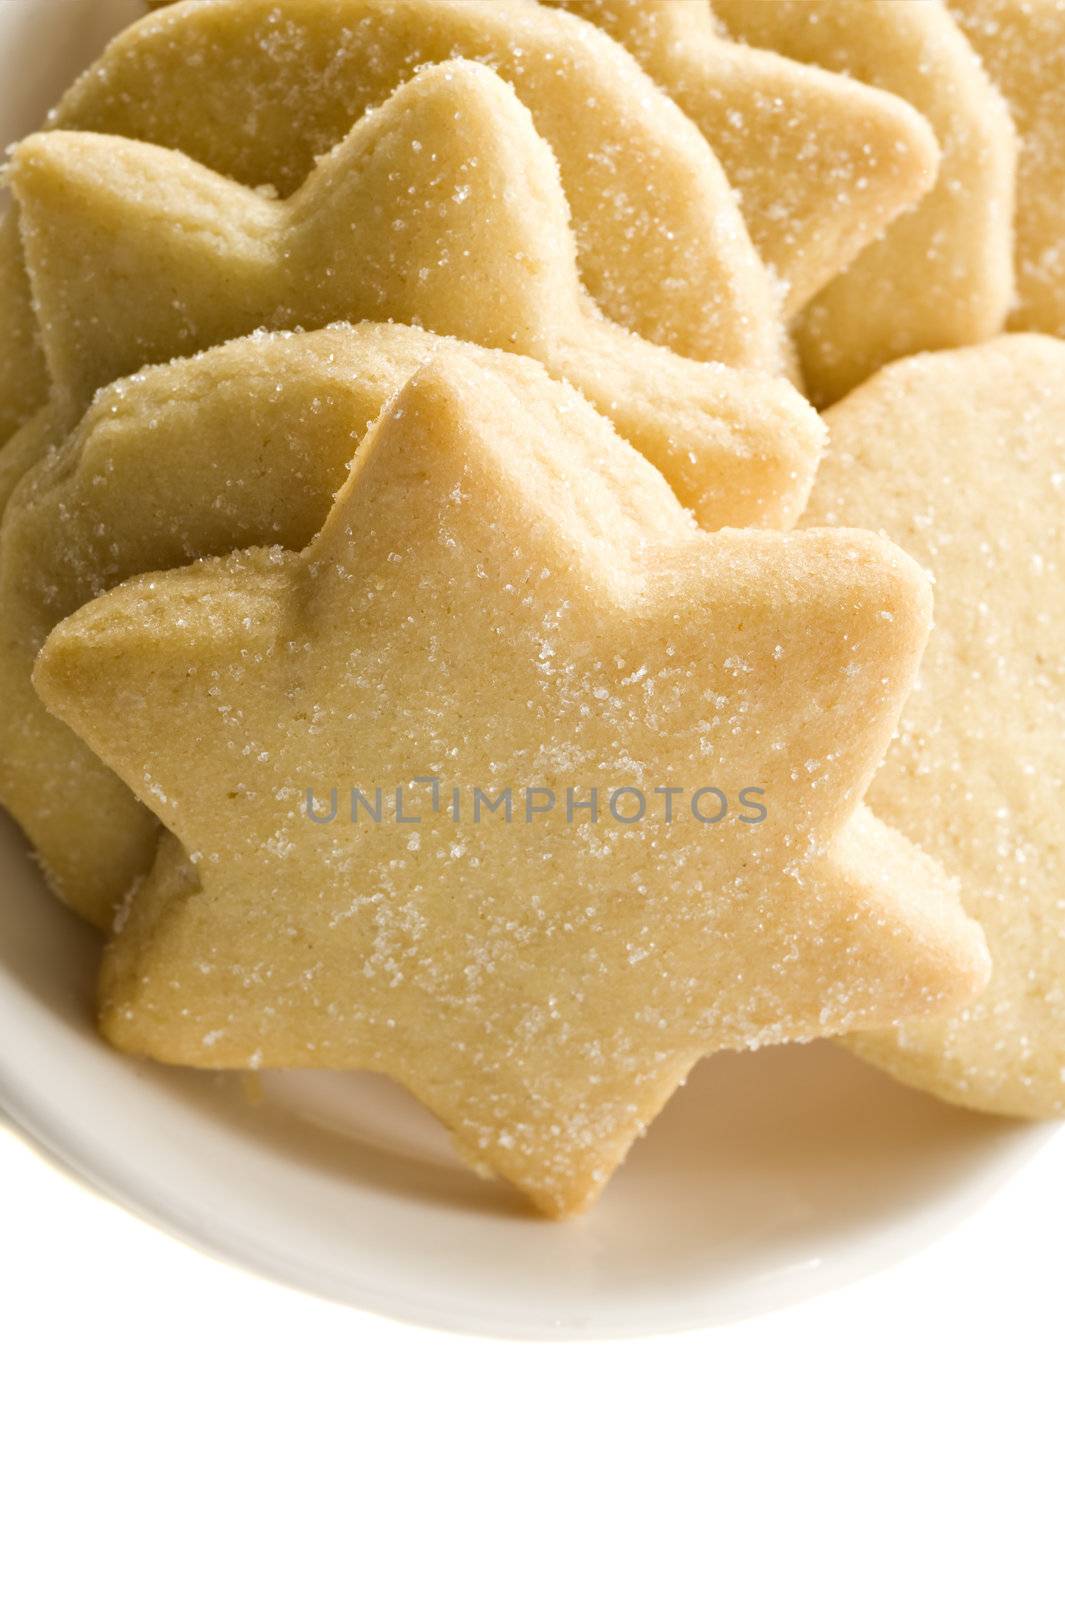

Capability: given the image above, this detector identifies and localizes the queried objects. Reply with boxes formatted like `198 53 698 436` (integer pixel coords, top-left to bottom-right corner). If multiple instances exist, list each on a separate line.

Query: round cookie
802 335 1065 1117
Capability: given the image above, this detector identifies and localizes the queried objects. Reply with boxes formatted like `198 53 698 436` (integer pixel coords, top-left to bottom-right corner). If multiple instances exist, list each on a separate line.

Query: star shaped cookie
951 0 1065 339
802 335 1065 1118
541 0 939 314
0 0 783 449
3 323 496 925
35 348 989 1214
716 0 1017 404
10 60 820 536
8 316 802 927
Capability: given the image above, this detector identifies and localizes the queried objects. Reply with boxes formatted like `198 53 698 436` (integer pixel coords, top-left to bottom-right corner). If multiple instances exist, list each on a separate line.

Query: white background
2 1 1063 1592
3 1118 1063 1599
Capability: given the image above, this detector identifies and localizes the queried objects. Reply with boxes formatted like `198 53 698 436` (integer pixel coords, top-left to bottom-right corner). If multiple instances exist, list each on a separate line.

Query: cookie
0 315 814 929
10 61 821 535
34 349 990 1215
716 0 1017 404
2 323 458 925
0 403 59 514
802 335 1065 1117
0 0 784 448
952 0 1065 339
0 313 814 928
542 0 940 314
0 213 41 446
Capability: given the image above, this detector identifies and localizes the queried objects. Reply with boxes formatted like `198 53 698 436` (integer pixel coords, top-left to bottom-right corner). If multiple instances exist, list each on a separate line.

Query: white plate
0 0 1050 1339
0 810 1045 1338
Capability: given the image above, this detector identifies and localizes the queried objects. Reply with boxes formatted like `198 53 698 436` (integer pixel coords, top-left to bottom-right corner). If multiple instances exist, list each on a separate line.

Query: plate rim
1 1030 1054 1341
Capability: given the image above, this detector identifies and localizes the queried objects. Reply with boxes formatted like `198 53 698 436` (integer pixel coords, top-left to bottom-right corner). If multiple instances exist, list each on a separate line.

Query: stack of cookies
0 0 1060 1217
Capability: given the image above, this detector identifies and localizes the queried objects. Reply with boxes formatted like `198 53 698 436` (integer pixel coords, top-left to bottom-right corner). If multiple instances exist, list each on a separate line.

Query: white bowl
0 0 1047 1339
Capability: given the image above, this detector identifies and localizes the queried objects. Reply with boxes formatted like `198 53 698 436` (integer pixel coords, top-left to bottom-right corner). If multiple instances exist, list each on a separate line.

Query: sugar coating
0 405 58 513
0 0 785 446
0 319 816 927
35 352 989 1215
9 61 822 529
951 0 1065 338
2 323 470 925
716 0 1017 404
0 213 41 447
803 335 1065 1117
541 0 940 314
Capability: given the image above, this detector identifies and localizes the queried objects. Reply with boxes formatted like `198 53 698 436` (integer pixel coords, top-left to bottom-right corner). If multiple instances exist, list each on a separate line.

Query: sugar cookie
802 335 1065 1117
951 0 1065 339
0 404 59 514
542 0 939 314
0 213 42 447
35 350 990 1214
10 62 821 533
0 0 784 447
6 322 487 926
716 0 1017 404
0 318 816 928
